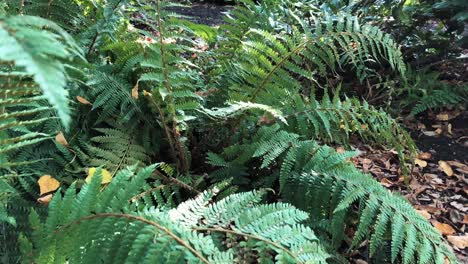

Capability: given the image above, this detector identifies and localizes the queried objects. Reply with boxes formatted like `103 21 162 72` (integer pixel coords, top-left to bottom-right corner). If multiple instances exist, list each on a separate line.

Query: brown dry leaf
76 96 92 105
436 113 449 121
432 221 456 236
38 175 60 195
37 194 53 205
416 210 431 219
257 114 275 125
447 235 468 249
463 215 468 224
438 161 454 177
132 83 139 99
415 158 428 168
435 128 443 135
447 123 452 135
336 146 345 153
55 131 68 147
380 178 393 187
417 152 432 160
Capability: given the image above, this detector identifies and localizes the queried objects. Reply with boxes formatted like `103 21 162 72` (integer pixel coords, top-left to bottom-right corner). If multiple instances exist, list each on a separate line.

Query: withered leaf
76 96 92 105
438 161 454 177
55 131 68 147
38 175 60 195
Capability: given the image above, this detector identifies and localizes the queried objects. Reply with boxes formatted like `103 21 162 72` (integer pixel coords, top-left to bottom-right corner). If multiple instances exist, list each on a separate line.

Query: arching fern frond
21 165 331 264
283 170 458 264
0 14 82 127
226 13 405 104
84 122 149 176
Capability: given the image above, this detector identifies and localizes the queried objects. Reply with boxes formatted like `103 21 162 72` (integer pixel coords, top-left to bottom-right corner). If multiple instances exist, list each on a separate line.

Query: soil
169 3 232 26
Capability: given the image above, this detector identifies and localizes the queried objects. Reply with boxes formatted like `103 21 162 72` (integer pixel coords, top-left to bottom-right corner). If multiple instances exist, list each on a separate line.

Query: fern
283 170 457 263
223 12 405 103
21 165 331 263
0 14 82 127
208 124 456 262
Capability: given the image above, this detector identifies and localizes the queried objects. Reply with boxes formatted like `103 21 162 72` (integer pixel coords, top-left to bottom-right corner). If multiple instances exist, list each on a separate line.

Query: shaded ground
353 110 468 262
170 3 231 26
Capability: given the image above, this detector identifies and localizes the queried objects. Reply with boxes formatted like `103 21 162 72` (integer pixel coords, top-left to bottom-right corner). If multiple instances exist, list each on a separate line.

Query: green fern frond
22 165 331 263
0 15 82 127
283 170 458 263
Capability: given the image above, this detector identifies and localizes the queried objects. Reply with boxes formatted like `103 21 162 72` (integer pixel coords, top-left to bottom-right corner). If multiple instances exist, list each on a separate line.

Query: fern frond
283 170 458 263
0 15 82 127
22 166 331 263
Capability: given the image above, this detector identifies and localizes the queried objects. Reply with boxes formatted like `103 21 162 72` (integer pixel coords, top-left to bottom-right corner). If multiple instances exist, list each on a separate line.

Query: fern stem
249 39 310 102
57 213 210 263
129 185 165 203
153 169 200 194
155 0 189 174
193 227 302 263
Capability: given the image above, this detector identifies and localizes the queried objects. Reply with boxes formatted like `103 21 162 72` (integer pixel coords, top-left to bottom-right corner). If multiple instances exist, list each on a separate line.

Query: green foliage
399 69 468 115
22 165 330 264
0 0 460 263
0 14 82 127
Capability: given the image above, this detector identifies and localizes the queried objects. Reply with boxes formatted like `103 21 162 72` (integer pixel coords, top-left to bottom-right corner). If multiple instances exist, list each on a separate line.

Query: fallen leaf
432 221 455 235
422 131 437 137
438 161 453 176
132 83 139 99
435 128 442 135
416 210 431 219
417 152 432 160
447 235 468 249
37 194 53 205
85 168 112 184
336 146 345 153
464 215 468 224
55 131 68 147
143 90 152 97
436 113 449 121
415 158 427 167
450 201 467 212
380 178 393 187
447 123 452 135
38 175 60 195
76 96 92 105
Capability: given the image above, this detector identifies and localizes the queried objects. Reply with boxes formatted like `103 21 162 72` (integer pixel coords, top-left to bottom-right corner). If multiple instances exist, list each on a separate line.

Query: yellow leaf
55 131 68 147
433 221 455 236
414 158 427 168
438 161 453 177
38 175 60 195
143 90 152 97
436 113 449 121
85 168 112 184
447 235 468 249
76 96 92 105
132 83 139 99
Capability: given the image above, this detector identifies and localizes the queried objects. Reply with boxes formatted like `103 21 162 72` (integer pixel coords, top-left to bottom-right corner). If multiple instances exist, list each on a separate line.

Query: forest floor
180 3 468 262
